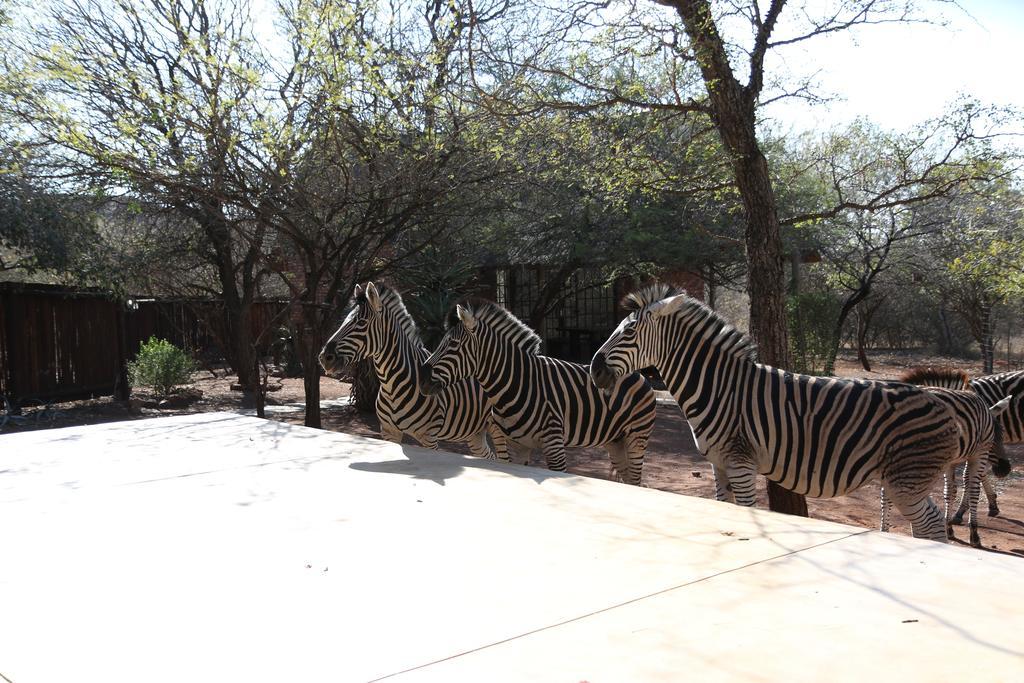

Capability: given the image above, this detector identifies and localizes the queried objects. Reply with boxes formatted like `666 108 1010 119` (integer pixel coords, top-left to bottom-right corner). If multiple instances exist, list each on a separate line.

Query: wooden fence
0 283 128 405
0 283 286 407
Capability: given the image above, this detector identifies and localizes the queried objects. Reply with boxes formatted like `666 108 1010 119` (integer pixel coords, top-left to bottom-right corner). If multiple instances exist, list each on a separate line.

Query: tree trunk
855 298 883 373
856 313 872 373
823 286 871 377
937 307 956 355
292 307 322 429
671 0 805 517
201 211 257 390
303 358 322 428
981 303 995 375
225 302 257 391
705 270 717 310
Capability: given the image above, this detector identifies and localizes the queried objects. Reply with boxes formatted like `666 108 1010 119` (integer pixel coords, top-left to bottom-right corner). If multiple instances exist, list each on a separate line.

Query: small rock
691 471 702 478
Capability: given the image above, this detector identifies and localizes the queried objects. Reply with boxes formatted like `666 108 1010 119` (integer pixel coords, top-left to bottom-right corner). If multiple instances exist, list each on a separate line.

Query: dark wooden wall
0 283 286 406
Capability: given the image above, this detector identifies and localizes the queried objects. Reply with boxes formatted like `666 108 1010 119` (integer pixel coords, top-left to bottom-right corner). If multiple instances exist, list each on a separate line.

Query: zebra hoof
970 526 981 548
945 525 955 541
988 506 1000 518
950 513 964 526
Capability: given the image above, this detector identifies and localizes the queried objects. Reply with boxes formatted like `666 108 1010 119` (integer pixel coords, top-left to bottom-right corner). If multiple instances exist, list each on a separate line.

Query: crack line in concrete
369 529 872 682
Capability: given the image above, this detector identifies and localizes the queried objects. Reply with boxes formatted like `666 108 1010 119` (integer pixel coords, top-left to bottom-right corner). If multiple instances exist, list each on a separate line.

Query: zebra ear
457 305 477 333
649 294 688 318
365 282 383 313
353 283 364 299
990 395 1013 417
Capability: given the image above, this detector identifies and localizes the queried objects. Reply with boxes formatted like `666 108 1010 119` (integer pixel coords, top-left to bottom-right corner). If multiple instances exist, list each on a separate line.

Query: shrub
129 337 196 396
788 292 840 376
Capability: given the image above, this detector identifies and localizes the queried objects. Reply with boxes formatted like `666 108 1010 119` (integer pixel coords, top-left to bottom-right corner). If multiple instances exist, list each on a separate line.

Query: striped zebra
879 370 1010 547
900 367 1019 519
319 283 502 459
970 369 1024 444
590 283 962 542
420 300 655 485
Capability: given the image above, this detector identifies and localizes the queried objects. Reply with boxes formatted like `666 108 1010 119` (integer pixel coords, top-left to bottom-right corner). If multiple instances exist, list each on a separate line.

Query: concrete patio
1 413 1022 682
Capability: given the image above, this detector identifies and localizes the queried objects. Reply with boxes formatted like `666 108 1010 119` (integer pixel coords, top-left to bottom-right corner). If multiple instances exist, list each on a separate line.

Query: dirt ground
4 350 1023 557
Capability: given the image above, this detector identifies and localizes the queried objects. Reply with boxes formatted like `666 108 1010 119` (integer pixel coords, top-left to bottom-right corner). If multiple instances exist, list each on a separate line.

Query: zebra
319 282 502 459
969 369 1024 444
878 374 1010 547
900 366 1020 519
590 283 963 542
419 299 655 485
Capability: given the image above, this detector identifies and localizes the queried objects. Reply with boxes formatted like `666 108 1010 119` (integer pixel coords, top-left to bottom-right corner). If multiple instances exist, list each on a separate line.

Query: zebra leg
466 429 496 460
963 458 986 548
488 423 510 462
710 464 735 503
984 474 1000 517
879 487 893 532
951 463 975 526
622 432 648 486
724 459 758 507
889 492 948 543
380 423 404 444
604 439 629 483
541 439 569 472
507 440 532 466
944 465 958 540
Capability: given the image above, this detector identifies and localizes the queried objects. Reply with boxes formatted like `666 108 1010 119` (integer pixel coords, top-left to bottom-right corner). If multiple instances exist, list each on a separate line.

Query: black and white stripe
970 370 1024 443
591 283 962 542
879 367 1010 547
421 300 655 485
901 367 1021 521
319 282 500 458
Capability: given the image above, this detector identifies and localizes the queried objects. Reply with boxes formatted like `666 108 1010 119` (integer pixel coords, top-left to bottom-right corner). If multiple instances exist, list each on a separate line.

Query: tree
225 0 509 427
466 0 1024 516
10 0 270 389
923 180 1024 373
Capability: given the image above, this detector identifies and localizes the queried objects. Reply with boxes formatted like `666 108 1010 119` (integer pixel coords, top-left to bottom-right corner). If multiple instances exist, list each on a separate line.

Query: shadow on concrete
348 444 565 487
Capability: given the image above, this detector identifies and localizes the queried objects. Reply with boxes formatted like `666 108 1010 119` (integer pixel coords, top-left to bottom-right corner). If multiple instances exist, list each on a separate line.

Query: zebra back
897 365 1004 465
440 299 656 449
597 283 962 500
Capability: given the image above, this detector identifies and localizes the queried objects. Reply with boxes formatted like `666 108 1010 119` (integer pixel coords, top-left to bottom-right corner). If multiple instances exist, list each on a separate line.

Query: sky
246 0 1022 135
761 0 1024 133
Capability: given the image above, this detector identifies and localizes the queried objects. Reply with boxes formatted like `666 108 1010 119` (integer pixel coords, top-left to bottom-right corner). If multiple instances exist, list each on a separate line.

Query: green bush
788 292 840 376
129 337 196 395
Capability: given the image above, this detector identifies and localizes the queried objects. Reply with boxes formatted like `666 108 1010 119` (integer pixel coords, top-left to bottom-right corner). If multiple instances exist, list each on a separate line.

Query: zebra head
421 304 479 395
319 282 387 374
591 285 688 389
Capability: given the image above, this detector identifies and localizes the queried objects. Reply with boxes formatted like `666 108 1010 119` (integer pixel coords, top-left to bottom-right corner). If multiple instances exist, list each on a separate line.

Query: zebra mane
451 298 542 355
354 283 423 348
625 281 759 363
621 283 688 311
899 366 970 390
